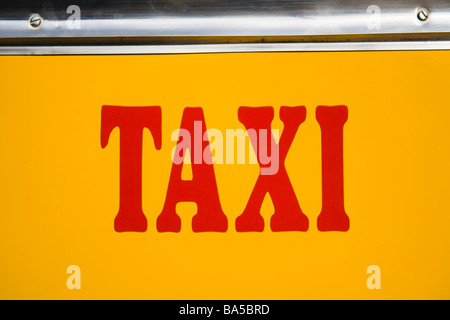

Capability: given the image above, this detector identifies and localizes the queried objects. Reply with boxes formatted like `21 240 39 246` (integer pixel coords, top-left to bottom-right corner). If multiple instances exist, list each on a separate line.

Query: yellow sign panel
1 52 450 299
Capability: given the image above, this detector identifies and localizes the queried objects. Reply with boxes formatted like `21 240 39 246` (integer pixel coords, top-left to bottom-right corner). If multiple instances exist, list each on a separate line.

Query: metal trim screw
417 7 429 23
29 13 43 30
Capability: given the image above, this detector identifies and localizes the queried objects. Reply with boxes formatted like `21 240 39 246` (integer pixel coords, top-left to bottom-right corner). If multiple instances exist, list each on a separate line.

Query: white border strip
2 41 450 55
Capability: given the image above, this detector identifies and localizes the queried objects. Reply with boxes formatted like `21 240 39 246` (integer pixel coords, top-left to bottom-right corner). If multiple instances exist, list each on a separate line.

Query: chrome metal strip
1 1 449 38
2 41 450 56
1 1 450 54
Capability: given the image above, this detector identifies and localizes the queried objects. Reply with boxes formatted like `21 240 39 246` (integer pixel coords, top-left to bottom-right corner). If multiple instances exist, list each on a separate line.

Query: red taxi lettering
101 106 162 232
157 108 228 232
316 105 349 231
236 106 309 232
101 105 349 233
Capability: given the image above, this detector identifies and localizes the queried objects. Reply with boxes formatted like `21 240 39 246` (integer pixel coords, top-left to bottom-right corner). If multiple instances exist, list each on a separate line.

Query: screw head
29 13 43 30
417 7 429 23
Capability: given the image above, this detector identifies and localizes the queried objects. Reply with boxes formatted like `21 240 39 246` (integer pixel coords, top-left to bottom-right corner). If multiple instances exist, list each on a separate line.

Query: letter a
157 108 228 232
66 265 81 289
366 265 381 289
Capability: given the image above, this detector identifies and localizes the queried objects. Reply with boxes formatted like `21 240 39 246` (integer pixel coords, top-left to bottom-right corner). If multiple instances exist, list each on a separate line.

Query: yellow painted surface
0 52 449 299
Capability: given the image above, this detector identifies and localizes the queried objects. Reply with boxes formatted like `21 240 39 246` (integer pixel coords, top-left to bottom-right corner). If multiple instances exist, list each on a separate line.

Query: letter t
101 106 162 232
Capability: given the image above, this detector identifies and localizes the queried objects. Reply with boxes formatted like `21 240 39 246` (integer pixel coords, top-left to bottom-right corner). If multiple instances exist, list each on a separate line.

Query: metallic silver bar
2 0 449 37
2 41 450 56
1 1 450 53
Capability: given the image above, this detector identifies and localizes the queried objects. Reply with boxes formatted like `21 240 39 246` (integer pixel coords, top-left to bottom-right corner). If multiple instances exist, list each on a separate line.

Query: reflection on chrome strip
1 0 450 53
2 41 450 55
